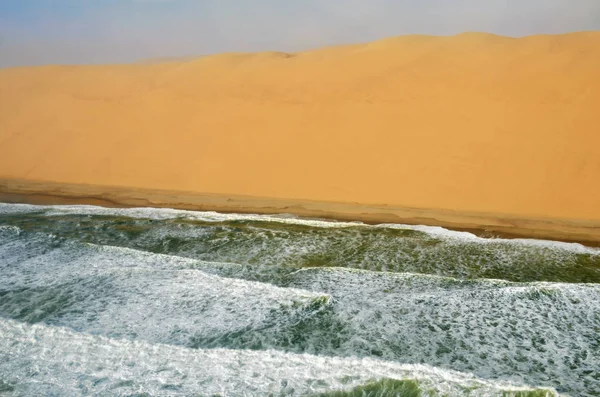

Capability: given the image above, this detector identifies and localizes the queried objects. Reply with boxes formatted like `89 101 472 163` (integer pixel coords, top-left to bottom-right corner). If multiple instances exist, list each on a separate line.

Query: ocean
0 203 598 396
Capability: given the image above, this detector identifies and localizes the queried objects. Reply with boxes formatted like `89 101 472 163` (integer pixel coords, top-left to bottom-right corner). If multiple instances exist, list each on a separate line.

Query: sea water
0 203 598 396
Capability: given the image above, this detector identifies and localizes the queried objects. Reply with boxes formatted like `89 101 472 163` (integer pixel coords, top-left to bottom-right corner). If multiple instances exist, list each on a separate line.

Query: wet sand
1 32 599 244
2 178 599 246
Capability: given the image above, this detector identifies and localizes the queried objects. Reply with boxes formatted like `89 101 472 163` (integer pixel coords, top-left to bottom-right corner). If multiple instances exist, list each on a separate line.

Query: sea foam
1 202 597 254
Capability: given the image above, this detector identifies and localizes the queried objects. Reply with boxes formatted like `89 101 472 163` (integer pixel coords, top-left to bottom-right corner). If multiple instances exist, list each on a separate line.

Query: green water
0 203 598 396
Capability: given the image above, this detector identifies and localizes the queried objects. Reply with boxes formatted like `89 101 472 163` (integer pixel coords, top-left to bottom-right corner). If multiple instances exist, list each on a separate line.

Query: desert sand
1 32 599 242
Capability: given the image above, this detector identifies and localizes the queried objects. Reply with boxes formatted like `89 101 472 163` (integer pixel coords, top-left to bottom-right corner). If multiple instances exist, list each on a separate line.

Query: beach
2 178 600 246
4 2 600 391
1 32 600 244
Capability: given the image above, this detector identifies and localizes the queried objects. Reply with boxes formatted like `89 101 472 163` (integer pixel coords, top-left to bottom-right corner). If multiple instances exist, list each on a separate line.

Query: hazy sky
1 0 599 67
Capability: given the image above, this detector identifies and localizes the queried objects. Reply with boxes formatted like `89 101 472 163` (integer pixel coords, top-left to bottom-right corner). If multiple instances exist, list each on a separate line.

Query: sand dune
1 32 599 222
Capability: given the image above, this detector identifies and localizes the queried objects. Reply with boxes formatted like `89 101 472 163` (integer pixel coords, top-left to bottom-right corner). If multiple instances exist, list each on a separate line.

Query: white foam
0 222 593 395
379 223 600 253
0 318 558 396
1 202 597 254
0 237 329 348
0 202 46 214
286 267 600 395
0 224 22 237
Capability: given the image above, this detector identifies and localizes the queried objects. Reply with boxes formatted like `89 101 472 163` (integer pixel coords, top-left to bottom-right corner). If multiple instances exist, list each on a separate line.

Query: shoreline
2 32 599 233
2 178 600 247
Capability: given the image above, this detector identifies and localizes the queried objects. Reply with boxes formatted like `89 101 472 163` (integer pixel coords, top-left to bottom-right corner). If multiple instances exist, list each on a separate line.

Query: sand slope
1 32 599 220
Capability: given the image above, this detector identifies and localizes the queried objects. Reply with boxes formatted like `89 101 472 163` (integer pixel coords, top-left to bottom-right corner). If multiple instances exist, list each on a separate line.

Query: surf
1 203 599 395
0 318 559 396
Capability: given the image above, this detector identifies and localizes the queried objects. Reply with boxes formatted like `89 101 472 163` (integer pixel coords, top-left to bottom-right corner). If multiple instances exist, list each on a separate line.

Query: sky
1 0 599 68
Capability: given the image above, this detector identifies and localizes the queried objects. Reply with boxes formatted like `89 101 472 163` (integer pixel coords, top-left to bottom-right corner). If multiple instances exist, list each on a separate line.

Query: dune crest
1 32 599 221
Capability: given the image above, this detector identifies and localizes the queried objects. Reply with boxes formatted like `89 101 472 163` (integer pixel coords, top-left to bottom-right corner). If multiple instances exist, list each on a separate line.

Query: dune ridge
1 32 599 226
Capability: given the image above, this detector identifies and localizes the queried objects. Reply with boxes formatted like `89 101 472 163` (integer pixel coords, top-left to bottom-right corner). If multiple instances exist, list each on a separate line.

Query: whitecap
2 202 597 254
0 318 559 396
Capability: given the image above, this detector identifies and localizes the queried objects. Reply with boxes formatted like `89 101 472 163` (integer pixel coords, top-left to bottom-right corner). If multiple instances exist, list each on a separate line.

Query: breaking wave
1 203 599 395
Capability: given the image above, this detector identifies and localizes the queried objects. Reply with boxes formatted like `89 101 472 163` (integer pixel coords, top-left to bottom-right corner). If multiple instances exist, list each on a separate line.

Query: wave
1 230 597 394
1 205 598 395
0 233 330 349
0 318 559 396
1 202 598 254
285 267 599 394
3 204 600 285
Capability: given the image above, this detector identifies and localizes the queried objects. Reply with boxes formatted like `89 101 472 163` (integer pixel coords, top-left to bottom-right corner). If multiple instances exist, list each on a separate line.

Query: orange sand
1 32 599 222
